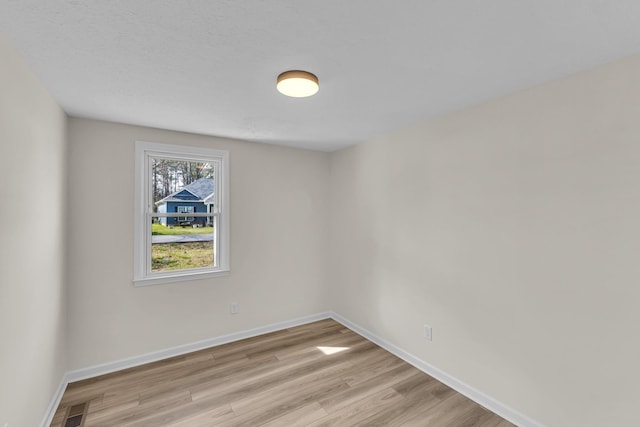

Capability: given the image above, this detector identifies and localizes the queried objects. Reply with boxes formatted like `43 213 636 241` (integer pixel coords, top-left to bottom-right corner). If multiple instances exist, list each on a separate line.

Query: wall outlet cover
424 324 432 341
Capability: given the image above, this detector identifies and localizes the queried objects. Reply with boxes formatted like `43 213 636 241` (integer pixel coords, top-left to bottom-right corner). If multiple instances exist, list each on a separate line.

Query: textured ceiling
2 1 640 151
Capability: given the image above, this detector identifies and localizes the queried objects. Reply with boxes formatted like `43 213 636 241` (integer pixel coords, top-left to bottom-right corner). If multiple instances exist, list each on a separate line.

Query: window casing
134 141 229 286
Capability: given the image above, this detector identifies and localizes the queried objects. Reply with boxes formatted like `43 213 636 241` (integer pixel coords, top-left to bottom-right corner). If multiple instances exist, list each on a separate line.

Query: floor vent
64 402 88 427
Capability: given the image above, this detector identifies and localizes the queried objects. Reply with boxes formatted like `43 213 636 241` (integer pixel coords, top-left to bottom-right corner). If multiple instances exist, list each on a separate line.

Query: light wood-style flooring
50 319 515 426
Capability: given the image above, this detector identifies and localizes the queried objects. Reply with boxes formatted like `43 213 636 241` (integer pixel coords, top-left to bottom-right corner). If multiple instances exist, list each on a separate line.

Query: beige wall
329 54 640 427
66 118 330 370
0 37 68 427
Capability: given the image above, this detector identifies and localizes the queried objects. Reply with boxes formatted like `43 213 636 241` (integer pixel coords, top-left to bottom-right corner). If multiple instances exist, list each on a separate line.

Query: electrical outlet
424 324 432 341
230 302 239 315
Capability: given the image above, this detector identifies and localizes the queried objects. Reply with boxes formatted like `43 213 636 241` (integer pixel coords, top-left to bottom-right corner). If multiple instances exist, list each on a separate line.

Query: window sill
133 269 230 287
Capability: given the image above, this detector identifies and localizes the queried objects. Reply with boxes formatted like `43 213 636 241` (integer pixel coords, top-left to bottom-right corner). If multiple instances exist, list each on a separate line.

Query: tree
151 158 214 209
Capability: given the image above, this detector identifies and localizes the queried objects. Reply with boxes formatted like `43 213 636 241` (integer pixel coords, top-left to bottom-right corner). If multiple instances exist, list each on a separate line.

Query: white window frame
176 205 195 223
134 141 230 286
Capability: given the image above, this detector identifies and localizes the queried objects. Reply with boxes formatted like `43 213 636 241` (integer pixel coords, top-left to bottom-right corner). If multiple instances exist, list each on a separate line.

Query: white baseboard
39 374 69 427
329 311 545 427
40 311 331 427
66 311 331 383
41 310 543 427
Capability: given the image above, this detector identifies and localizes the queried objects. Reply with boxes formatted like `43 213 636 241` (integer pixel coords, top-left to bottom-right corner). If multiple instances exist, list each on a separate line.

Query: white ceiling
2 1 640 151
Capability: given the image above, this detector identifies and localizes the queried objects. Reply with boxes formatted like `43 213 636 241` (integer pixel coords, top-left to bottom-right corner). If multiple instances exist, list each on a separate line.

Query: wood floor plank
225 375 350 427
229 364 352 414
307 388 406 427
318 363 416 414
50 319 515 427
259 402 328 427
163 404 236 427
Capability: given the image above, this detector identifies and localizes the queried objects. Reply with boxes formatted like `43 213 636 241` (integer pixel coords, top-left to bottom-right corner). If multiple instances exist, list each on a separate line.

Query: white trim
134 141 230 285
39 375 69 427
149 212 215 217
66 312 330 383
133 269 230 286
40 311 543 427
40 312 331 427
155 187 201 205
329 312 546 427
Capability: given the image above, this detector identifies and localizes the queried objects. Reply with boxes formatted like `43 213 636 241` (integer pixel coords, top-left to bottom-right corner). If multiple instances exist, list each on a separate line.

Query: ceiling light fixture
276 70 319 98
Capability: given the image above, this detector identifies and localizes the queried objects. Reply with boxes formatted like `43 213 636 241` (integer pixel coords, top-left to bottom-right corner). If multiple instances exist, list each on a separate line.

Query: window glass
134 141 229 285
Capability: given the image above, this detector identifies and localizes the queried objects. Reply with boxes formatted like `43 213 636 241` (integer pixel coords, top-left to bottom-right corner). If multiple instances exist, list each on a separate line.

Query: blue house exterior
155 178 214 226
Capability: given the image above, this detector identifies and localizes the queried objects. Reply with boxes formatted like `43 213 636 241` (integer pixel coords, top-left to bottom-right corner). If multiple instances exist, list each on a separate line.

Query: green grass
151 242 214 272
152 223 214 235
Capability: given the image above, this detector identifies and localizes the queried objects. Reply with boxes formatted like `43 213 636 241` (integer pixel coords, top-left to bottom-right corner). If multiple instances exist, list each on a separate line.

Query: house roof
156 178 214 204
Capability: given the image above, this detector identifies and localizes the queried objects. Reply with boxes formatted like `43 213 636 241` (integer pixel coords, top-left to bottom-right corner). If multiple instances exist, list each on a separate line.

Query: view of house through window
151 158 216 272
134 141 228 285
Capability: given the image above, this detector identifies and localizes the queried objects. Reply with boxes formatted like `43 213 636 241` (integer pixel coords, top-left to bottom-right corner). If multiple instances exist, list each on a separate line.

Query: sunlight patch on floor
316 346 349 355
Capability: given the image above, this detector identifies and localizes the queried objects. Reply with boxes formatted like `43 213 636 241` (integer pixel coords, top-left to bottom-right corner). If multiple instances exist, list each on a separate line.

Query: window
176 206 195 223
134 141 229 285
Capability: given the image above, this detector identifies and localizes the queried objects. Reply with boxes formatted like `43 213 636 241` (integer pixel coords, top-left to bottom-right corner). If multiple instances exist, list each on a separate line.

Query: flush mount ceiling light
276 70 319 98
